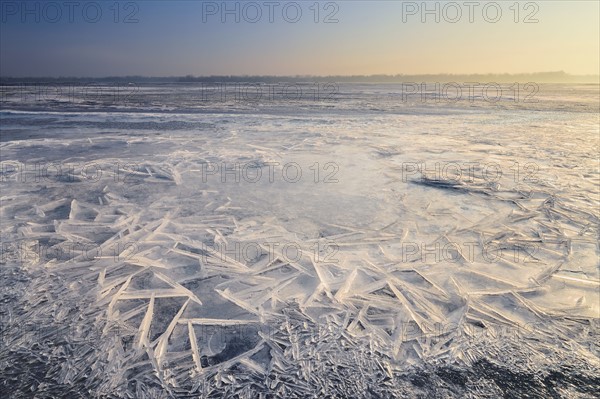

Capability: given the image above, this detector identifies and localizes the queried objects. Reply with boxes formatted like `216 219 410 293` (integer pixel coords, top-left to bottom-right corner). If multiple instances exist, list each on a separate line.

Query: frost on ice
0 84 599 397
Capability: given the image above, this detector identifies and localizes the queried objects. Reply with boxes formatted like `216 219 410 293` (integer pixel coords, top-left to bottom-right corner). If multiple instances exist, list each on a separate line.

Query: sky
0 0 598 77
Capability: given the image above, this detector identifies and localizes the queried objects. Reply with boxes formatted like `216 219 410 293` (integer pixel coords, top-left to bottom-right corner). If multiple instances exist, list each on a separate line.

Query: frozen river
1 82 599 397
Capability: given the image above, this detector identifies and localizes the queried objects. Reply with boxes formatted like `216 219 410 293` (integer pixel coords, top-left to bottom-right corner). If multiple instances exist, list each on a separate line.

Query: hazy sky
1 1 598 77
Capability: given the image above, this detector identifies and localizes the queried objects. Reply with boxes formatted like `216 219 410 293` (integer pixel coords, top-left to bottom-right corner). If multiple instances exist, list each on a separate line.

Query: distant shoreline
1 72 598 84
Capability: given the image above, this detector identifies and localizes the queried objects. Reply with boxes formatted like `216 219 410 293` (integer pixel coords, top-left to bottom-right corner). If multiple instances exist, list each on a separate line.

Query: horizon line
1 72 599 77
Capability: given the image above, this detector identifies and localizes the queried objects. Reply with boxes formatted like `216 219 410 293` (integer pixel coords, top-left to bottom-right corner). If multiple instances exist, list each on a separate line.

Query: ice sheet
1 83 599 397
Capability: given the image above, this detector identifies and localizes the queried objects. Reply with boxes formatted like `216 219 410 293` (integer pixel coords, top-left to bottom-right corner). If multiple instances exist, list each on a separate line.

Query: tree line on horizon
1 71 598 84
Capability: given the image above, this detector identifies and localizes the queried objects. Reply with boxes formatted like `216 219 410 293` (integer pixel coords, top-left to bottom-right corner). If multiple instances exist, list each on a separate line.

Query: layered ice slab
1 83 599 397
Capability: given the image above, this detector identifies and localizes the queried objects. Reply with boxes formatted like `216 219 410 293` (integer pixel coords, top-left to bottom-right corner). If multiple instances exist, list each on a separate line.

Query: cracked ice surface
1 84 599 397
